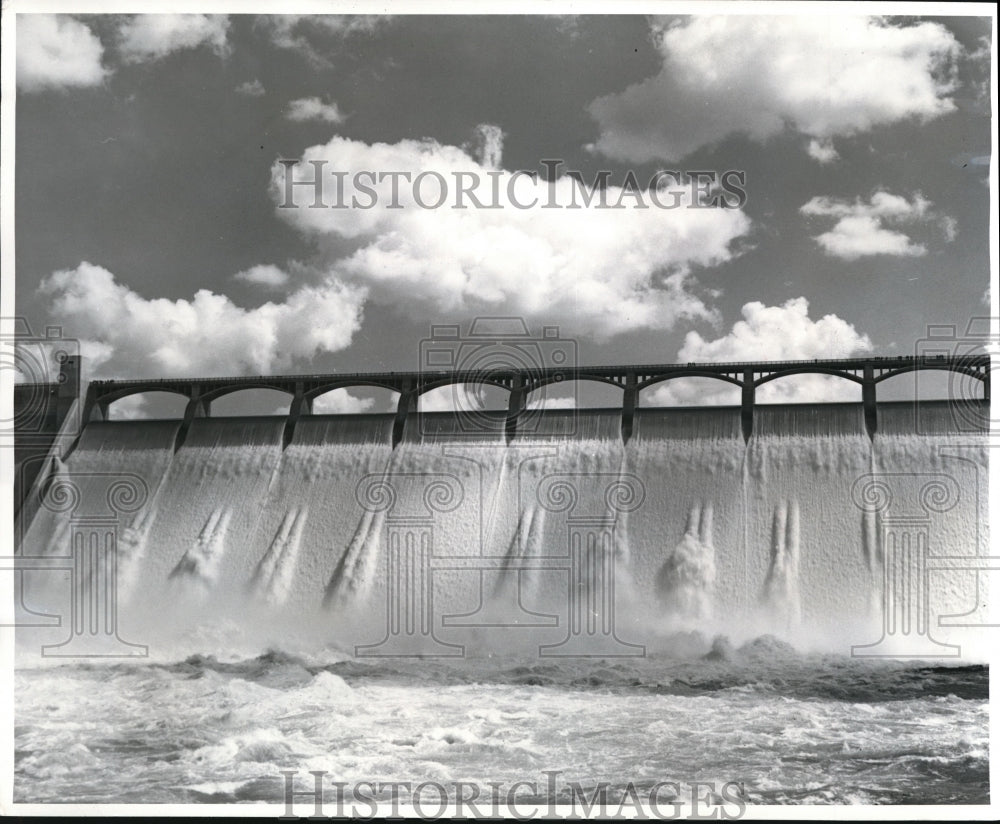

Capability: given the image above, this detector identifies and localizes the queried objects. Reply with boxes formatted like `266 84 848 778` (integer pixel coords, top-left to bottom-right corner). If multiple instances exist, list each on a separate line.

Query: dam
11 354 995 661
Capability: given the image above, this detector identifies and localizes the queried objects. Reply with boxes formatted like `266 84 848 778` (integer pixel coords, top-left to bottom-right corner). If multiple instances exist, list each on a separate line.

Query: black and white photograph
1 1 996 816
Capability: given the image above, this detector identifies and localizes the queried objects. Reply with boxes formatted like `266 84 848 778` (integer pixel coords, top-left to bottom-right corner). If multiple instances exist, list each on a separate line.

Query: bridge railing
32 354 992 449
87 353 988 388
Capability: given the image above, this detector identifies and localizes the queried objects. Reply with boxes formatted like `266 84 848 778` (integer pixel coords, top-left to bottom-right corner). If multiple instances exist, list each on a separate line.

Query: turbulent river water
13 402 992 806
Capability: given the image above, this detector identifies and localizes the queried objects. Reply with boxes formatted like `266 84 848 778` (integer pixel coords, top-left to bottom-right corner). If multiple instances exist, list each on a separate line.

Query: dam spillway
13 374 993 659
76 353 993 447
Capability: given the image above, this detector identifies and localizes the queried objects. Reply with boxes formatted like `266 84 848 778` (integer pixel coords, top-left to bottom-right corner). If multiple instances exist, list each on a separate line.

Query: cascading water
13 400 990 806
249 506 307 606
16 401 989 656
761 499 800 630
654 502 716 624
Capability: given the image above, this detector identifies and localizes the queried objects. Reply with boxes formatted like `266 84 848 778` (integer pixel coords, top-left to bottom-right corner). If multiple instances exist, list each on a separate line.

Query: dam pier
10 352 995 660
79 354 991 449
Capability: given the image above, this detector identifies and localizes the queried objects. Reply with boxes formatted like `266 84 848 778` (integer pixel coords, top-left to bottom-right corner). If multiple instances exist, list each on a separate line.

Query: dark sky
11 11 994 413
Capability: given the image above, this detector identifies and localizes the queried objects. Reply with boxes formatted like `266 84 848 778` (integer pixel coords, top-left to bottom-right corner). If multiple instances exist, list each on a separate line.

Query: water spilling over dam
13 356 993 660
10 356 994 807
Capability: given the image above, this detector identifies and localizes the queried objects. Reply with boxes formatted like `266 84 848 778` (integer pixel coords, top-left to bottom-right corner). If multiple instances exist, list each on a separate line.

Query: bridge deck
52 353 996 448
88 353 989 390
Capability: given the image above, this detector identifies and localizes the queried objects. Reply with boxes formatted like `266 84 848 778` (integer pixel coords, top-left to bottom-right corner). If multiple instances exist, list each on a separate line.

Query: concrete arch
93 385 192 407
754 367 863 388
305 380 404 403
76 354 990 447
416 376 515 397
198 382 296 405
873 362 988 385
522 376 626 413
638 371 743 392
105 390 190 420
527 374 626 394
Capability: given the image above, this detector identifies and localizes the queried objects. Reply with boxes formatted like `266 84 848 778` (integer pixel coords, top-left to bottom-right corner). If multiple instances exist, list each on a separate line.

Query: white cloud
800 191 939 260
808 216 925 261
679 297 872 361
272 129 751 340
233 264 290 289
267 14 388 46
286 97 346 124
647 297 873 405
419 385 490 413
806 138 839 164
107 394 150 420
38 262 366 379
311 389 374 414
262 15 390 66
236 78 265 97
17 15 107 92
589 16 961 162
419 387 578 413
803 191 932 221
117 14 229 63
527 395 577 410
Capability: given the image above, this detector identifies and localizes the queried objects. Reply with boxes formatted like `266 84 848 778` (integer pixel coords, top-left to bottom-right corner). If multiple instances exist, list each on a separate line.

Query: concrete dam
11 355 994 660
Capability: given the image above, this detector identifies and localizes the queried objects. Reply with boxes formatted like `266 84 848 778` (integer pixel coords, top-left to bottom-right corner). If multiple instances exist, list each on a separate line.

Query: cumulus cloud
647 297 873 406
286 97 346 124
807 218 924 260
233 264 290 289
418 387 579 414
106 394 152 421
806 138 840 164
272 130 751 339
261 15 390 66
117 14 229 63
800 191 947 260
311 389 374 414
38 262 366 379
17 15 107 92
527 395 577 410
267 14 388 44
589 16 962 162
236 78 266 97
418 385 490 413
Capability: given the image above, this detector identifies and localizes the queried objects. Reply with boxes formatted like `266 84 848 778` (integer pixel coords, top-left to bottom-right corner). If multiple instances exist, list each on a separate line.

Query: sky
9 9 996 415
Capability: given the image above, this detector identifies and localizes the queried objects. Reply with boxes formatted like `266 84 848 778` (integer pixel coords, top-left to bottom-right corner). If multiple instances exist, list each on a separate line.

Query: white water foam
15 402 990 659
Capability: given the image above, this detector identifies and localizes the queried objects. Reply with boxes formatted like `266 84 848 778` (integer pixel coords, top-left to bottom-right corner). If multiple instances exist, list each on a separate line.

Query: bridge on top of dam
79 354 991 447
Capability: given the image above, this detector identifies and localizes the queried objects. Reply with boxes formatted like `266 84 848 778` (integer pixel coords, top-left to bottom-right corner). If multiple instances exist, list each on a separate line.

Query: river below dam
12 402 992 807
